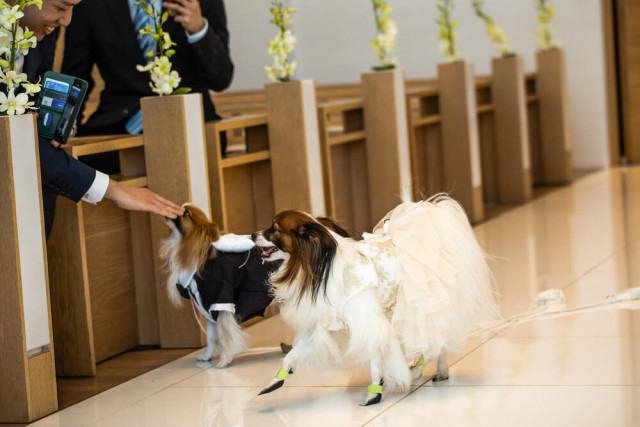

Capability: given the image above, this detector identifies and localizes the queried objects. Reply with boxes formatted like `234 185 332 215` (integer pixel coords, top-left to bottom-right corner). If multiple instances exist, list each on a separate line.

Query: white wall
224 0 610 168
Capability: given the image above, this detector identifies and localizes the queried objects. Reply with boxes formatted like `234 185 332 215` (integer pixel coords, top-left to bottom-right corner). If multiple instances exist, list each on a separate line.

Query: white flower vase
0 113 58 422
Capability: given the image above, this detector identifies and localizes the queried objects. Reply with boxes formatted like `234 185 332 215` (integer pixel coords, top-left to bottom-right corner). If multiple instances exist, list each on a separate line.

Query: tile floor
30 166 640 427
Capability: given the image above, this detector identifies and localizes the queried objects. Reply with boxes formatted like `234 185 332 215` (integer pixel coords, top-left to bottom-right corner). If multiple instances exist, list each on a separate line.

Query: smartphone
36 71 88 144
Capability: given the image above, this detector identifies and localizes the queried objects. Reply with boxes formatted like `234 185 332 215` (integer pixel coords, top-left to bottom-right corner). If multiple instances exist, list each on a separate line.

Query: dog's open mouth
261 246 279 258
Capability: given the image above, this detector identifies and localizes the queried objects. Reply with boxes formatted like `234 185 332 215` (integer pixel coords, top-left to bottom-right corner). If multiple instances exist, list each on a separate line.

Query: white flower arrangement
535 0 560 50
436 0 461 63
370 0 397 71
264 1 297 83
0 0 42 116
471 0 514 57
135 0 190 96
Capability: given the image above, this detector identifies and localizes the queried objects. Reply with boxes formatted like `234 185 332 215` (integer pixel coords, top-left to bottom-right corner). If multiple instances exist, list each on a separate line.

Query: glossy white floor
32 167 640 427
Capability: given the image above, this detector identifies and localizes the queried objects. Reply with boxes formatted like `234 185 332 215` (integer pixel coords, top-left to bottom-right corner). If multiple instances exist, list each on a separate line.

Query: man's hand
163 0 206 35
104 179 185 218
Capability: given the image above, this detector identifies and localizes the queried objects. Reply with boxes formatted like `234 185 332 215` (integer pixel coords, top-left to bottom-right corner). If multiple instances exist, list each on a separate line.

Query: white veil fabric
371 195 499 360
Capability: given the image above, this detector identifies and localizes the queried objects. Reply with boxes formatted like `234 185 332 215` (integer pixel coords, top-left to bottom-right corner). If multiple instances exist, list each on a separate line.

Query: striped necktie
126 1 159 135
133 1 157 61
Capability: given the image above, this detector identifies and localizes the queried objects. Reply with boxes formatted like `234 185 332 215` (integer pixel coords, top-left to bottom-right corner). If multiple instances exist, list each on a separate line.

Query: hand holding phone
162 0 205 34
36 71 88 145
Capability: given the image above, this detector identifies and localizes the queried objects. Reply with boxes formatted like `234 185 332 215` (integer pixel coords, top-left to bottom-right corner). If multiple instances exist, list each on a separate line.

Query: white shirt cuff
186 17 208 44
81 171 110 204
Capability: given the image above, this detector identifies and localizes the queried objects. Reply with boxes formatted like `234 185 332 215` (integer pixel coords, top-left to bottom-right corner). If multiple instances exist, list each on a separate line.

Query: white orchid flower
0 69 28 89
0 5 24 31
0 89 33 116
15 26 37 55
21 81 41 96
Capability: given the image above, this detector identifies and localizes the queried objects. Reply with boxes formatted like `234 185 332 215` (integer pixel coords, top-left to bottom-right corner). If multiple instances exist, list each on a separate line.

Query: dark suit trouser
42 186 57 240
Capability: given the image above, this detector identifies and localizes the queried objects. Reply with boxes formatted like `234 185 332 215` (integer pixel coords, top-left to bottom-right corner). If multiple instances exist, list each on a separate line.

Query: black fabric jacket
62 0 234 135
177 250 281 324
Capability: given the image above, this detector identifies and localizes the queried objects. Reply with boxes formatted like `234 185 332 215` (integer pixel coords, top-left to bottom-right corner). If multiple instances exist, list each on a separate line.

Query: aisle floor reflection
31 167 640 427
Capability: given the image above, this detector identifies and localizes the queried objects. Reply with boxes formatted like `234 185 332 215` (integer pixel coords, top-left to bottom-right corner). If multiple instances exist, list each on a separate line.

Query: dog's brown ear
294 221 337 302
204 222 221 242
177 222 219 272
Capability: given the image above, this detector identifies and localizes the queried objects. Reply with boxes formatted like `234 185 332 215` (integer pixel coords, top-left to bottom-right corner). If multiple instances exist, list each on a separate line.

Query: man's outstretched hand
104 179 184 218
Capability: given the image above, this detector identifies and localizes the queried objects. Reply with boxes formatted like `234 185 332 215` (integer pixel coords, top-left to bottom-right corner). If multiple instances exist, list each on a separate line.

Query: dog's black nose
251 232 258 241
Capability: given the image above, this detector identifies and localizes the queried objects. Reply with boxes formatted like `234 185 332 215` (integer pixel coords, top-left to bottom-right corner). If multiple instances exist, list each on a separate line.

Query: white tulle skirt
371 195 499 361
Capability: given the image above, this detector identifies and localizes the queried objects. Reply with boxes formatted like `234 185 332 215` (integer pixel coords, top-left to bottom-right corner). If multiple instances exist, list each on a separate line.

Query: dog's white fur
255 195 498 403
160 207 250 368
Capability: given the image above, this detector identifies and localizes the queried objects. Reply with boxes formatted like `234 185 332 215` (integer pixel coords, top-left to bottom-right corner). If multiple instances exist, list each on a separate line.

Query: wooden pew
405 86 443 200
317 99 371 234
205 114 275 233
47 135 157 376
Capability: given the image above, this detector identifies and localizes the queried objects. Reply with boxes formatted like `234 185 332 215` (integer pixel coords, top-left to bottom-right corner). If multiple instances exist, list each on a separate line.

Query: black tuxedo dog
161 203 352 367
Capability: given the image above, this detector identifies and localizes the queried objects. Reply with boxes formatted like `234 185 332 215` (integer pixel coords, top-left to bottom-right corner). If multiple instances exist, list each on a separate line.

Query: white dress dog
254 195 499 405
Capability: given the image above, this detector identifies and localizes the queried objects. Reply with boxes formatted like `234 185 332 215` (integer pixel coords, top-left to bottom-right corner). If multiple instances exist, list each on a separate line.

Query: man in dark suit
62 0 233 141
18 0 185 238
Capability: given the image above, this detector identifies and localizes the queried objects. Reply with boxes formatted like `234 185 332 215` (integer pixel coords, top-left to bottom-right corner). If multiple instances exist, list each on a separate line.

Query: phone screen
37 72 88 144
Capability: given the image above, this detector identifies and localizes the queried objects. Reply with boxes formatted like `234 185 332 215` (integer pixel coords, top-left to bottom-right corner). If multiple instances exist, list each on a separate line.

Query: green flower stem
443 1 455 59
9 23 16 70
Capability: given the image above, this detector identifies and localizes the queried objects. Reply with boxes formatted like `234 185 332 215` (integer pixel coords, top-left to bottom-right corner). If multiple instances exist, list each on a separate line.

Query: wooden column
266 79 326 216
492 55 533 204
536 48 573 184
142 93 209 348
119 146 159 346
438 61 484 223
0 114 57 423
361 69 412 222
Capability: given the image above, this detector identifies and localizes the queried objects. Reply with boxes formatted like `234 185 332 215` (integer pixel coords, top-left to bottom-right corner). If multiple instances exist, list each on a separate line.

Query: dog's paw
258 369 290 396
196 351 213 362
432 371 449 382
280 342 292 354
258 378 285 396
359 383 383 406
360 392 382 406
410 364 424 382
215 356 233 369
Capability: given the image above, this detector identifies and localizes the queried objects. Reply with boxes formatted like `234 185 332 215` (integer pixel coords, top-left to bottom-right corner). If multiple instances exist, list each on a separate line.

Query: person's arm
164 0 234 91
39 137 184 218
104 179 185 218
60 3 95 125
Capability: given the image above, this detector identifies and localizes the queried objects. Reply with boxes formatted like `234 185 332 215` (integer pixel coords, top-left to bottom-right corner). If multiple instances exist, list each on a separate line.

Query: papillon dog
161 203 353 368
252 195 499 405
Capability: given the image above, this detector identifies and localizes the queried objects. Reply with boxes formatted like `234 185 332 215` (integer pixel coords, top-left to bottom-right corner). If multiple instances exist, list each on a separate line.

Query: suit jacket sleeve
33 31 96 202
60 8 95 125
38 138 96 202
188 0 234 92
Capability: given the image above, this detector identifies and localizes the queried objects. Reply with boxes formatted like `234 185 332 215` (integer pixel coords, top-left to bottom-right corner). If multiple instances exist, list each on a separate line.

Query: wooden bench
206 114 275 233
317 99 370 234
47 134 158 376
